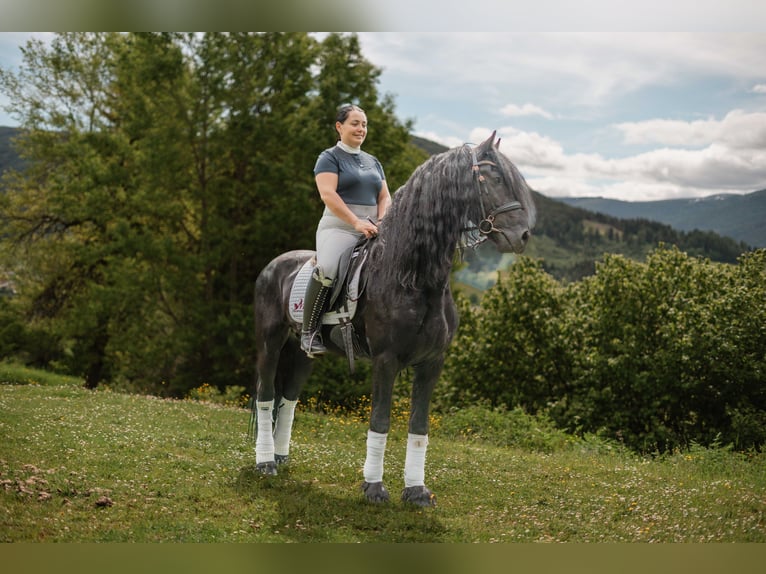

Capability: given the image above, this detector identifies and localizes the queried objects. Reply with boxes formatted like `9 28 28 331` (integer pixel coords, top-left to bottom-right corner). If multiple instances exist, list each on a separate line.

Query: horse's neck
373 227 458 292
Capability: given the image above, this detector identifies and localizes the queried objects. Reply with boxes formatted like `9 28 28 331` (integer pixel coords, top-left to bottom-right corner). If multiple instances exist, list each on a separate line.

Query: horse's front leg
400 358 442 507
361 353 399 503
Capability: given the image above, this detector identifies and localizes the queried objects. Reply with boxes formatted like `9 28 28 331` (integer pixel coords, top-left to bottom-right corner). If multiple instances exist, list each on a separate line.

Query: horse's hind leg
254 323 288 475
272 337 313 465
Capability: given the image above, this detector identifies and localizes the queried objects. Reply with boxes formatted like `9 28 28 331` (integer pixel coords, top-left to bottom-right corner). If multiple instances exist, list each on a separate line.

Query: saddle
288 238 373 372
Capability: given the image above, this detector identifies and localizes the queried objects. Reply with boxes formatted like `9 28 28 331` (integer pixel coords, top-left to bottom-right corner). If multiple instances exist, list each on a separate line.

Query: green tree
440 257 570 413
0 32 425 395
0 34 182 387
553 247 766 451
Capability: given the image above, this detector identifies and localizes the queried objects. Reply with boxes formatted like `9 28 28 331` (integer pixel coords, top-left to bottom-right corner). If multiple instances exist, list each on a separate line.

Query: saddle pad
288 257 364 326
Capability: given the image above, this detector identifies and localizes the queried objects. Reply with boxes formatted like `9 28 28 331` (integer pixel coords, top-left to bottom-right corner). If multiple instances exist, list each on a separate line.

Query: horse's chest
394 300 456 347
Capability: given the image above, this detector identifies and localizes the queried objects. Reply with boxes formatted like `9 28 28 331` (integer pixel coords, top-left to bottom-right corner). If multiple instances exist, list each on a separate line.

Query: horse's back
256 249 314 299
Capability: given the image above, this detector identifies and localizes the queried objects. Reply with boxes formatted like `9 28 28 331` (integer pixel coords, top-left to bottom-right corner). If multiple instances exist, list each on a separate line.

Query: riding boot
301 271 331 356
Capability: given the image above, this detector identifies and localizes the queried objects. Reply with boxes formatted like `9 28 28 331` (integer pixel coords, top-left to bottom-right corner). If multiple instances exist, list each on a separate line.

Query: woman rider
301 104 392 356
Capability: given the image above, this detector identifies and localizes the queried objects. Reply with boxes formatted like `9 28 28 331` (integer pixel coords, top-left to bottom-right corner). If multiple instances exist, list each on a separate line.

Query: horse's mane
369 144 535 291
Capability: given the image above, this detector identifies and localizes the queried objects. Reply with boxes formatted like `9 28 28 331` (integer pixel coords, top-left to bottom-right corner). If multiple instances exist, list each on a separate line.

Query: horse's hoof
256 461 278 476
275 454 289 466
401 485 437 507
361 481 390 503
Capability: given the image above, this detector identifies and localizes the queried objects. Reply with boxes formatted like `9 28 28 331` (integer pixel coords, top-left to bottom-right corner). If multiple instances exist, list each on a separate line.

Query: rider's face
336 110 367 148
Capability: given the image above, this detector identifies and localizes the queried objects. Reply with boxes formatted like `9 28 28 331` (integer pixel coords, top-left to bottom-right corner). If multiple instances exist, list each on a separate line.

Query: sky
354 32 766 202
1 29 766 202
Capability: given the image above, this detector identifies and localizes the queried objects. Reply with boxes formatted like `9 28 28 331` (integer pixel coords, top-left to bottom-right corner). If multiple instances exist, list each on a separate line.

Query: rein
462 145 523 247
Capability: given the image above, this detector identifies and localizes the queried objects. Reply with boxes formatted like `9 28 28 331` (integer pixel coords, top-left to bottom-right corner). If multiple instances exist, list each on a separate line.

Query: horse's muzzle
492 227 531 254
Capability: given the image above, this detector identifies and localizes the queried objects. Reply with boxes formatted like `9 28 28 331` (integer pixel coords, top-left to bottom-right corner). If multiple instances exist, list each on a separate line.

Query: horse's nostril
522 230 530 243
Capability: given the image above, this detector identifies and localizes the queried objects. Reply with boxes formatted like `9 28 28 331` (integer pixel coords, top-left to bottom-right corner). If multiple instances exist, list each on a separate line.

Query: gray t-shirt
313 145 385 206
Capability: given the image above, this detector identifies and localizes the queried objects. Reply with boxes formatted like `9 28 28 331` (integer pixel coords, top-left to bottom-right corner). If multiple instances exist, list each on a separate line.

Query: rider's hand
354 218 378 238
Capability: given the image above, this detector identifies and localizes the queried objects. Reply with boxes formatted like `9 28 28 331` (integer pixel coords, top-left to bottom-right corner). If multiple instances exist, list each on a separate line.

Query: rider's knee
312 265 334 287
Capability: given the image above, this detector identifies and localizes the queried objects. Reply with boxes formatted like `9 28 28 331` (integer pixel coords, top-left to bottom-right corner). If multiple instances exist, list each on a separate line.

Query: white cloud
614 110 766 149
480 113 766 200
331 32 765 201
362 33 766 114
493 127 569 171
616 117 721 147
500 103 554 119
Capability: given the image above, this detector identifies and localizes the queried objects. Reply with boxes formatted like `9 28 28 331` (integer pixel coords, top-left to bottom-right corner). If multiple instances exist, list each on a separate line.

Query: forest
0 32 427 394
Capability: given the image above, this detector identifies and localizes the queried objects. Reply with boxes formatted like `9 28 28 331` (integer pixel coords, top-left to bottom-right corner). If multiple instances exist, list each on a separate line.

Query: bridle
462 144 523 247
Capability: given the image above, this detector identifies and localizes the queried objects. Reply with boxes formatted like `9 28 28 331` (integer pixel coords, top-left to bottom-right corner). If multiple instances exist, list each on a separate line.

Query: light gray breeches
315 204 378 283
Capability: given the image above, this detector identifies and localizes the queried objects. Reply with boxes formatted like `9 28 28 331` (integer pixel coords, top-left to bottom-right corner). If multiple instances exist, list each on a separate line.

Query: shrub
440 247 766 453
186 383 249 408
555 247 766 452
439 257 571 414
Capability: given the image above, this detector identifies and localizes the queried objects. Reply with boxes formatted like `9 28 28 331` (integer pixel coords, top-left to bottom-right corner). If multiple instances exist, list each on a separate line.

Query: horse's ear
495 137 501 149
476 130 497 155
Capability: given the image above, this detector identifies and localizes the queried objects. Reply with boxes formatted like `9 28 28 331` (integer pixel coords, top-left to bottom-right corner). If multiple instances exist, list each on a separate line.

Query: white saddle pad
288 255 366 326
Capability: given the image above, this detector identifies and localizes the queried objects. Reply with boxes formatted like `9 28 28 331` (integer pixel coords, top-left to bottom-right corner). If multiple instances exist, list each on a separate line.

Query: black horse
252 131 536 506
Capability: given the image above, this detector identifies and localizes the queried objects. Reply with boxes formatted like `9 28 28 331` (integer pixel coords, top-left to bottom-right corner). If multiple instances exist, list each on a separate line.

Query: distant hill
407 135 752 288
454 190 751 289
558 192 766 248
410 134 449 156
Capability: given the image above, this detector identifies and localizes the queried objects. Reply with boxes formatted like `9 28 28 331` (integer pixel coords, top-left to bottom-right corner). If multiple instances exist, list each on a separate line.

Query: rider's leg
300 266 332 356
303 205 376 357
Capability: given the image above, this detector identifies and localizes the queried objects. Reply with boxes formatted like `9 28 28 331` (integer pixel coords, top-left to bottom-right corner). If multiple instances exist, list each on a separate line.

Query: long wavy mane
369 143 534 291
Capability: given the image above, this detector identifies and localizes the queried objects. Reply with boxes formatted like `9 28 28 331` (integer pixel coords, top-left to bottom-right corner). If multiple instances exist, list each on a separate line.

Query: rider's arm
377 180 391 222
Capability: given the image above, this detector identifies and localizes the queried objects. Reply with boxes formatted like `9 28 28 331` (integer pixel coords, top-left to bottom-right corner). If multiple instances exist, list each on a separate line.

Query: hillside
454 190 751 288
405 136 753 287
559 192 766 249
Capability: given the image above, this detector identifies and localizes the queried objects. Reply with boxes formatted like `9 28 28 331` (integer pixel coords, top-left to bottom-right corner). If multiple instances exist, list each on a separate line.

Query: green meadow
1 365 763 543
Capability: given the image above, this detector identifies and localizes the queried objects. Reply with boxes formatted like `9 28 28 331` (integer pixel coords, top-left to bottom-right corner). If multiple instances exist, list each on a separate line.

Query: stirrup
301 330 327 356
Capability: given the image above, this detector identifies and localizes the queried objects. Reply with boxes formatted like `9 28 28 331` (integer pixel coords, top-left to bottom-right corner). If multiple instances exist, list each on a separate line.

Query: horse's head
468 131 536 254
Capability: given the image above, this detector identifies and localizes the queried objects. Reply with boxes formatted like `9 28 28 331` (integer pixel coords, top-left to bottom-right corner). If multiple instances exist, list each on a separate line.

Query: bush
186 383 249 408
301 353 373 411
557 247 766 452
440 248 766 453
439 257 570 413
0 297 63 369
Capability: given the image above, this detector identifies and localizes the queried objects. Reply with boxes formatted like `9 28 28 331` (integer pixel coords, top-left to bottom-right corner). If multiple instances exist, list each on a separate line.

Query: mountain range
558 192 765 248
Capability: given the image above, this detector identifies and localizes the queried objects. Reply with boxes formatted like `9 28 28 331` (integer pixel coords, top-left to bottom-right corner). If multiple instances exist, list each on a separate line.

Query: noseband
462 145 523 246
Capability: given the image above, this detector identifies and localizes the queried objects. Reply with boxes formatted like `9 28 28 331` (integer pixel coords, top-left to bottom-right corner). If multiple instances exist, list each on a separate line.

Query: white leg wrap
363 430 388 483
255 400 274 464
273 398 298 457
404 433 429 488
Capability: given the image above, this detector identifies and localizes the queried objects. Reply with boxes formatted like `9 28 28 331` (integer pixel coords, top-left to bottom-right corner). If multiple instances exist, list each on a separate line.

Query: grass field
1 364 764 543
